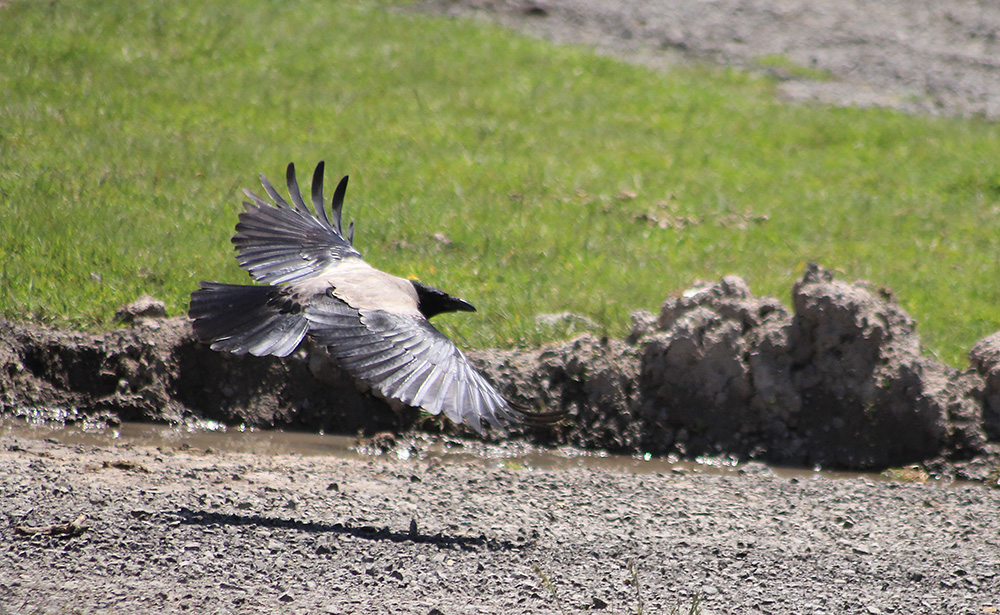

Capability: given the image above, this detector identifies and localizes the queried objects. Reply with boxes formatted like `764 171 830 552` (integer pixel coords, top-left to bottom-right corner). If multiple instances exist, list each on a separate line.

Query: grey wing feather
304 294 516 434
233 162 362 285
189 282 308 357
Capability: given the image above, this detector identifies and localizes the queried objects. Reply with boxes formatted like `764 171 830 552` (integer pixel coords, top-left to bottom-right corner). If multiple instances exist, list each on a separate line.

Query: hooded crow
189 162 559 434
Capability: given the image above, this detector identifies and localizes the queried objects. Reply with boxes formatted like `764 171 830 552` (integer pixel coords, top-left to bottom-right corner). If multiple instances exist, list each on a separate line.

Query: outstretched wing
304 292 519 434
233 161 362 285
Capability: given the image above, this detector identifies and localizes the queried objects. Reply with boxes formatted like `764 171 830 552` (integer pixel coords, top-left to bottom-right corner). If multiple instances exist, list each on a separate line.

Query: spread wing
233 161 362 286
304 292 518 434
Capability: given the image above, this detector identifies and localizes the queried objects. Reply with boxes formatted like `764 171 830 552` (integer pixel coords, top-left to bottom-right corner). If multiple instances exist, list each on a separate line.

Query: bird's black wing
304 292 518 434
233 161 362 285
189 282 309 357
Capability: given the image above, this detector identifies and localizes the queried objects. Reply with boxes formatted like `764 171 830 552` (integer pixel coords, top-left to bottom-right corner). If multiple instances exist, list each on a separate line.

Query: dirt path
3 430 998 614
420 0 1000 120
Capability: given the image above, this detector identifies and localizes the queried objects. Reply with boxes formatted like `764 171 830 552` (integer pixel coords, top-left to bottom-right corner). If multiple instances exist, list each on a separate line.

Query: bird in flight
189 162 560 434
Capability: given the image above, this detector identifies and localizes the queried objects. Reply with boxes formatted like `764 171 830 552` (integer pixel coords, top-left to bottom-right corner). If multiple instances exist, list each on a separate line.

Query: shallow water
0 416 900 483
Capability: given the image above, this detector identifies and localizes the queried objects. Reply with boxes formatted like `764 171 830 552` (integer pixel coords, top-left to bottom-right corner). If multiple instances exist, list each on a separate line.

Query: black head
411 281 476 319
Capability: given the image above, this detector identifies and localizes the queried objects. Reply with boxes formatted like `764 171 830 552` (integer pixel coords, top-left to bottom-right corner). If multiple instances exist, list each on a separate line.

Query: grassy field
2 0 1000 366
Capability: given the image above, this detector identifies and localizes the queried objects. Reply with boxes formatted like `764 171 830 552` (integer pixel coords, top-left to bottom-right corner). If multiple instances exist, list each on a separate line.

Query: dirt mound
638 265 986 468
1 265 997 472
790 266 985 465
639 275 799 459
969 332 1000 442
474 335 643 451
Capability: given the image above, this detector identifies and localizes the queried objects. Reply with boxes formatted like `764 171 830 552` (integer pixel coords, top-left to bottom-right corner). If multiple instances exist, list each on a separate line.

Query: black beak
412 280 478 318
447 296 476 313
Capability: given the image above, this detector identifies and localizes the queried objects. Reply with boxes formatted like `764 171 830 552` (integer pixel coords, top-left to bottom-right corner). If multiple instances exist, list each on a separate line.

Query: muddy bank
2 265 999 478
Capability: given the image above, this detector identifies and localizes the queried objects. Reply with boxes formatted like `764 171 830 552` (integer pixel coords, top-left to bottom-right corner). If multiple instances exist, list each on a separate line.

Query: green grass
753 54 835 81
2 0 1000 366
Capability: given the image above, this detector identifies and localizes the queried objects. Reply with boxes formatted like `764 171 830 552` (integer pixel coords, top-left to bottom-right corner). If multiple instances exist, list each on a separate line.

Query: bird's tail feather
189 282 308 357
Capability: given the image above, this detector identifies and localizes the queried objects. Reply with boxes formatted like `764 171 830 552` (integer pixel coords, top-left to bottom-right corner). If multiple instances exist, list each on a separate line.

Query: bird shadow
170 507 529 552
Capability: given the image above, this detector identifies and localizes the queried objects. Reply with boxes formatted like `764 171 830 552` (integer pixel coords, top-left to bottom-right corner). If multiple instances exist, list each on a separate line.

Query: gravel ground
3 425 999 614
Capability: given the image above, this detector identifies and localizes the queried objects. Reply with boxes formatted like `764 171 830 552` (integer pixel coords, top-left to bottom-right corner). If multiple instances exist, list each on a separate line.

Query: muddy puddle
0 415 916 484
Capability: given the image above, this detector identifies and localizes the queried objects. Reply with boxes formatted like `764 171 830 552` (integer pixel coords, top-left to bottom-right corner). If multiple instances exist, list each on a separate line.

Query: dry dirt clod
114 295 168 324
15 514 89 537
